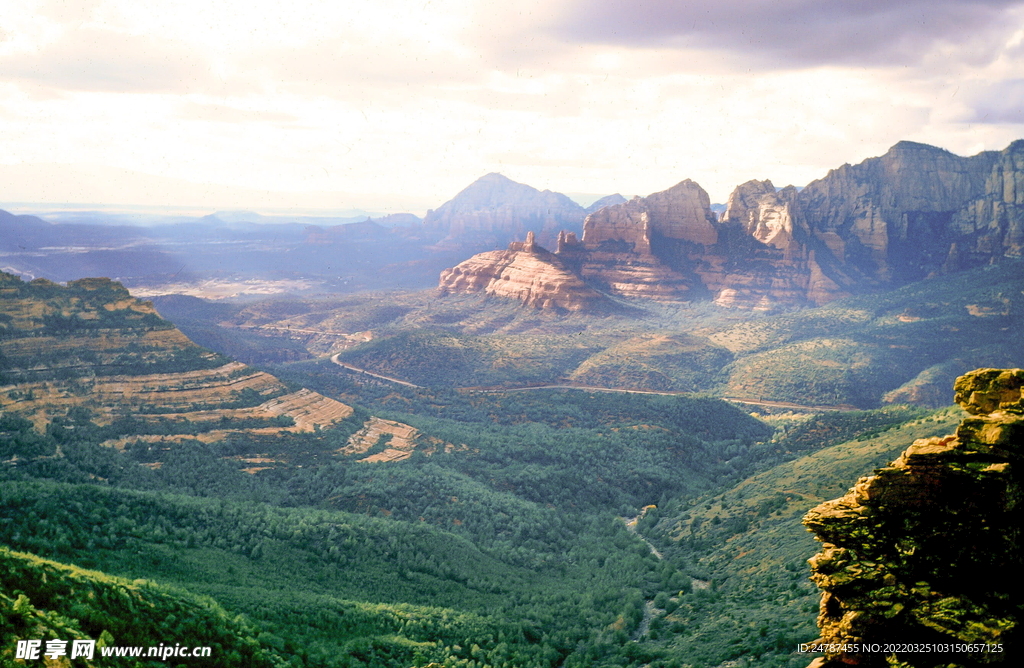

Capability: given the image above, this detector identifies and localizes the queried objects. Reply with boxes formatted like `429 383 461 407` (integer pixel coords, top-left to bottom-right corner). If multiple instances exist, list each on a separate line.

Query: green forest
0 270 988 667
1 367 952 668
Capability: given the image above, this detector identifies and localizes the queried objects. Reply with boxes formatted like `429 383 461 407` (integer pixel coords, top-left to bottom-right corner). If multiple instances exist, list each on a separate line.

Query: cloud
551 0 1024 68
968 79 1024 124
176 102 298 125
0 27 214 93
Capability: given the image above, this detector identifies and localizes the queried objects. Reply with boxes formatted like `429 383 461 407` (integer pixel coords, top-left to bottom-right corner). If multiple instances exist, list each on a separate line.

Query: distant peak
887 140 948 154
477 172 515 182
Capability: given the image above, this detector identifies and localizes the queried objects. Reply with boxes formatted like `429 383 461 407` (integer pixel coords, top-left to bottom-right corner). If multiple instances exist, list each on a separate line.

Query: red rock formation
438 140 1024 312
713 184 850 307
581 179 719 251
437 236 610 311
574 180 719 300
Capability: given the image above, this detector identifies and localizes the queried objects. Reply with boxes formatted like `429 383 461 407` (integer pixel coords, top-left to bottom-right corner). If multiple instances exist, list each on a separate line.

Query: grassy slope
713 261 1024 407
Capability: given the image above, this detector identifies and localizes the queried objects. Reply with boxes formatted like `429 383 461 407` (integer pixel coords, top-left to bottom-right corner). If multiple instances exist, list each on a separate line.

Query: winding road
330 354 423 388
327 357 853 411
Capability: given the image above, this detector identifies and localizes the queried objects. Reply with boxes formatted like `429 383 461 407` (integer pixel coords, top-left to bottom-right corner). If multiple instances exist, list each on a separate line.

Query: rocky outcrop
572 177 849 306
582 179 719 250
437 232 611 311
802 368 1023 667
575 180 719 300
713 183 851 308
423 173 587 251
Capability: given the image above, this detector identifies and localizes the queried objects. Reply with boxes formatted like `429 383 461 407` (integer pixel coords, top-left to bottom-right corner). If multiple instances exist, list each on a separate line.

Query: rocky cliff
438 140 1024 311
802 368 1022 667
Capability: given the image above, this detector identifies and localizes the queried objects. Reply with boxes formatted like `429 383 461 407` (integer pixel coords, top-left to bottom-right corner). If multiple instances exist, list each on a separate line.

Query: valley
2 139 1023 668
153 258 1024 411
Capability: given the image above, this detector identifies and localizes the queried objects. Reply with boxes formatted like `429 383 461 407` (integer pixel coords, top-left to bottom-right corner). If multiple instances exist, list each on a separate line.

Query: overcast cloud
553 0 1024 68
1 0 1024 211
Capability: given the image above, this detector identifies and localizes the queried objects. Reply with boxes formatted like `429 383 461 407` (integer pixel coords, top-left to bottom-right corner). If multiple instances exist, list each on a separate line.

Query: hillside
1 547 283 667
0 273 389 475
713 260 1024 407
1 382 786 668
632 407 964 667
0 482 599 668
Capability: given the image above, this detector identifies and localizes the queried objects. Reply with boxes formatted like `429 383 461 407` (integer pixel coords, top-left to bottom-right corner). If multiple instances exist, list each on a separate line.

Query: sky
2 0 1024 214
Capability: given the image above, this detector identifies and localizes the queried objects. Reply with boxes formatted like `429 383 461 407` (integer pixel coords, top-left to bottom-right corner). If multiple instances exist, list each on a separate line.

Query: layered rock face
793 141 1002 287
0 272 355 440
423 173 586 251
437 232 610 311
713 181 850 308
582 179 719 249
802 368 1023 667
576 180 719 300
438 140 1024 311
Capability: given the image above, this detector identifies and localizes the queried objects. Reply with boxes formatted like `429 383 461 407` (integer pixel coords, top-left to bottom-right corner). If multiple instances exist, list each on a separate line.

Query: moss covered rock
803 368 1023 667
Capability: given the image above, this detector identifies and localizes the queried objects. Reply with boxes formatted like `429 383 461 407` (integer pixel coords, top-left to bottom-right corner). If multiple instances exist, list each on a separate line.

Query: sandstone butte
438 140 1024 312
802 368 1023 668
437 231 612 311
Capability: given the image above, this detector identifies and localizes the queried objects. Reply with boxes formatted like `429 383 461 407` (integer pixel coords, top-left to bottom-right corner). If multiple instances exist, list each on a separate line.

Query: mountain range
440 140 1024 312
4 139 1020 310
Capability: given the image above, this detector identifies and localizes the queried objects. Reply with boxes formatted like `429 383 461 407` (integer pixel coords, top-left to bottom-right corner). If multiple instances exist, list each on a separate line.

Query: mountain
0 209 448 296
422 173 588 251
439 140 1024 312
585 193 628 213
